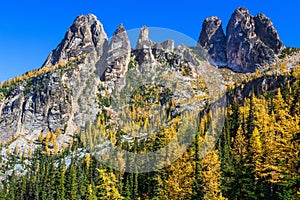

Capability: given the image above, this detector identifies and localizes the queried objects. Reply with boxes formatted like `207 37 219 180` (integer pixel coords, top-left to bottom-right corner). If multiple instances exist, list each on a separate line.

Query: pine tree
230 125 253 199
192 131 203 199
66 162 78 200
96 168 123 200
200 149 226 200
162 151 194 199
86 183 97 200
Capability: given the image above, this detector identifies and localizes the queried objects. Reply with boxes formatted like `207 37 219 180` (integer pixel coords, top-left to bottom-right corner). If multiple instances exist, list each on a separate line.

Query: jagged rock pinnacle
101 24 131 90
198 7 283 72
198 16 227 66
254 13 283 54
226 7 279 72
43 14 108 67
136 26 154 49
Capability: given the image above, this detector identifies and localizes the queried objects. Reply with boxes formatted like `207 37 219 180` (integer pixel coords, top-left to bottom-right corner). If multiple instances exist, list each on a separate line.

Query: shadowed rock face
226 7 282 72
226 7 265 72
254 13 283 54
199 7 284 73
198 16 227 66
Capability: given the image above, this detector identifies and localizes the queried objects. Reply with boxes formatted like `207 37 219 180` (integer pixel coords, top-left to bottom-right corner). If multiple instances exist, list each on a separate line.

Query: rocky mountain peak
254 13 283 54
200 16 223 40
138 26 149 41
199 7 284 72
235 6 249 15
43 14 108 67
198 16 227 66
136 26 154 49
114 23 126 35
226 7 256 40
0 14 110 153
101 23 131 89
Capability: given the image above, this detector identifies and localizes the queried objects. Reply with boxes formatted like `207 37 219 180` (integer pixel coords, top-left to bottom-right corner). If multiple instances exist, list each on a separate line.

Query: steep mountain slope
0 7 293 157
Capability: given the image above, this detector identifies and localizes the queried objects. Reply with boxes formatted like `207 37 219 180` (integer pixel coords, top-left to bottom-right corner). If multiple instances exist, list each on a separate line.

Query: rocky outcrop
43 14 108 67
199 7 284 73
174 44 198 67
133 26 158 70
132 27 199 72
161 40 174 52
226 7 273 72
198 16 227 66
136 26 155 50
254 14 283 54
101 24 131 89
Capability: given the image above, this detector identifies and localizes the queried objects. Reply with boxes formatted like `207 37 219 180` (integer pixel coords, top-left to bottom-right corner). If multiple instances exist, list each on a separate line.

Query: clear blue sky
0 0 299 82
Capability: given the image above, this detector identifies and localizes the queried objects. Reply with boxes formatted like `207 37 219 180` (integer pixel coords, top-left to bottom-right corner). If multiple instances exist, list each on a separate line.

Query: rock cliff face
101 24 131 90
254 13 283 54
226 7 276 72
198 16 227 66
198 7 284 72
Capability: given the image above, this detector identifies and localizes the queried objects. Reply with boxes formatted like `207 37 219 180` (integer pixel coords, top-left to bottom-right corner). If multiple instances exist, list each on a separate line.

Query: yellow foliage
201 149 225 200
96 168 123 200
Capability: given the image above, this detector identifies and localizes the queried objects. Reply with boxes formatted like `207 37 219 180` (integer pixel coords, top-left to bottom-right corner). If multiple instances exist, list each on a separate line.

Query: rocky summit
44 14 108 67
99 24 131 90
198 16 227 66
198 7 283 72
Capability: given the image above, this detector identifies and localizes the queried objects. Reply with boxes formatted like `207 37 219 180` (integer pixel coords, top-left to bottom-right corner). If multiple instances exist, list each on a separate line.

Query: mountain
0 7 294 157
0 7 300 200
0 13 209 156
0 14 107 153
198 7 283 72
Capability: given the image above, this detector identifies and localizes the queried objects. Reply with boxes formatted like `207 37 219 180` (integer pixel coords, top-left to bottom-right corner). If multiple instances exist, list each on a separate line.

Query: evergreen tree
96 168 123 200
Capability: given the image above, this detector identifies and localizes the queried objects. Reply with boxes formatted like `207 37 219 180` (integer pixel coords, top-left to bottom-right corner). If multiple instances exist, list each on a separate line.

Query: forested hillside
0 65 299 200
